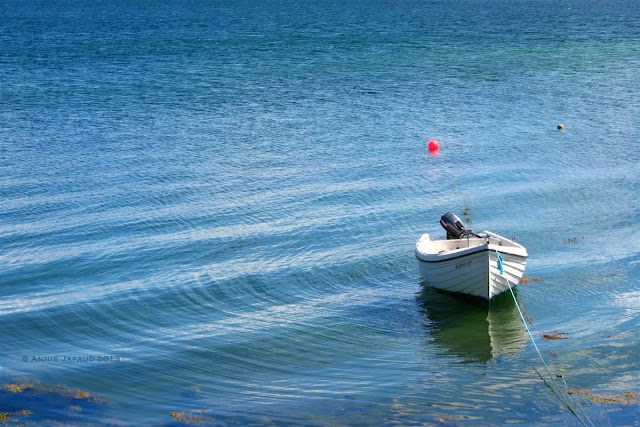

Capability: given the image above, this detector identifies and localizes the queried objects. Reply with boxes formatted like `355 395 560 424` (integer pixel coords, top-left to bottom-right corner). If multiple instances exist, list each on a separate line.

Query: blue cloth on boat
496 252 505 276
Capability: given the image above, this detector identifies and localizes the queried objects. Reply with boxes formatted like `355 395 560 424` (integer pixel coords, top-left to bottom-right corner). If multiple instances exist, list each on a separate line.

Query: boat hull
416 233 527 303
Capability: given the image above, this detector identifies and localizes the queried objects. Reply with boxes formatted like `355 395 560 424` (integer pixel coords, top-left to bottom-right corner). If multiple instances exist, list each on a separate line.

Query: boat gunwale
415 232 528 263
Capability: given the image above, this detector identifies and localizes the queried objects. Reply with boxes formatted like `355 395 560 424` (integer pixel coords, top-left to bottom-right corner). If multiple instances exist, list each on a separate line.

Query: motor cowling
440 211 466 239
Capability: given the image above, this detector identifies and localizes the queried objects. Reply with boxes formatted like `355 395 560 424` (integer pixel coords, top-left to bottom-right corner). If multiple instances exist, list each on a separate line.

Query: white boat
415 212 528 303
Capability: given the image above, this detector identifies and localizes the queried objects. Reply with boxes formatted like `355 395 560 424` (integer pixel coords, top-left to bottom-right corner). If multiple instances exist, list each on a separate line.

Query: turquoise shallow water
1 0 639 425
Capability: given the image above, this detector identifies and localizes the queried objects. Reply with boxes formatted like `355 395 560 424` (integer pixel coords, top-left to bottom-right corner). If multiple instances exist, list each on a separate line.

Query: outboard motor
440 211 467 239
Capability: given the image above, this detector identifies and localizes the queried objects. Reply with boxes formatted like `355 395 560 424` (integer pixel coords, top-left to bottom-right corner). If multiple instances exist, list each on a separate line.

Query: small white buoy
557 124 565 130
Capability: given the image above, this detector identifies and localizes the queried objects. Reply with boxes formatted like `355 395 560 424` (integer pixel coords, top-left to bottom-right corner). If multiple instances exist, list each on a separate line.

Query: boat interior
418 232 514 255
418 212 522 255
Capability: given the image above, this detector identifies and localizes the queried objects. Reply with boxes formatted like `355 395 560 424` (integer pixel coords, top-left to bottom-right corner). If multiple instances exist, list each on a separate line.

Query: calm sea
1 0 639 425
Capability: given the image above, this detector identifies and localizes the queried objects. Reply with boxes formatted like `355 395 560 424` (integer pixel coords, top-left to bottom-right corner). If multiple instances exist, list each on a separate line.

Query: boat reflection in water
417 286 529 363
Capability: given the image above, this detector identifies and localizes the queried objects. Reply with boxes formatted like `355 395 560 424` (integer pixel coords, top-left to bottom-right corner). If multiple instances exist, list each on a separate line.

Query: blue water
1 0 639 424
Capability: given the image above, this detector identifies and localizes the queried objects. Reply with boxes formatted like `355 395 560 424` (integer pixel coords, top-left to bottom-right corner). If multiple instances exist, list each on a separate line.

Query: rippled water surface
1 0 639 425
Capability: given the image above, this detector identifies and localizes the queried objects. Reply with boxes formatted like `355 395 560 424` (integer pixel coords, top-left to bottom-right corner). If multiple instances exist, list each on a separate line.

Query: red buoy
428 139 440 152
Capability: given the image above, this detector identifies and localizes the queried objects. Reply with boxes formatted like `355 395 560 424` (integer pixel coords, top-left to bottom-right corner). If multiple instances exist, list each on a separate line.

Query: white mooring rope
496 251 594 427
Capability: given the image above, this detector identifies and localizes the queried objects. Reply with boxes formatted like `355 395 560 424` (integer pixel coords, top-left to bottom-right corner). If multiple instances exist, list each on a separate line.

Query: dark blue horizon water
1 0 639 425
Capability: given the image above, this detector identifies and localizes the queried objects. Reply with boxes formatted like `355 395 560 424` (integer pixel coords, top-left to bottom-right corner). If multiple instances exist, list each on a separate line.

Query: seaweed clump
170 411 200 424
462 207 472 226
542 332 570 341
2 382 102 403
170 410 216 424
519 275 544 285
568 390 639 405
0 410 33 425
2 384 32 393
1 381 108 425
565 237 584 244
